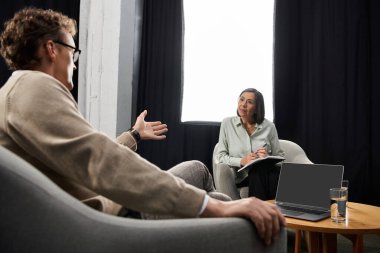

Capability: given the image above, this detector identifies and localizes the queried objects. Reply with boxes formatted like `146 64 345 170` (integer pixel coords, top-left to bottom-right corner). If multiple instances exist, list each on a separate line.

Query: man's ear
44 40 57 62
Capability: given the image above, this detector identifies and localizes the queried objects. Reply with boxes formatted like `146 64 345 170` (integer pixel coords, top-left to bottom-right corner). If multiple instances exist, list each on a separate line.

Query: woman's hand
133 110 168 141
240 152 259 166
240 145 268 166
255 146 268 158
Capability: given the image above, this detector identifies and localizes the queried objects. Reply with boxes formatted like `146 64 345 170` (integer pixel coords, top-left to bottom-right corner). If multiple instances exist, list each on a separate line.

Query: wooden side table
284 202 380 253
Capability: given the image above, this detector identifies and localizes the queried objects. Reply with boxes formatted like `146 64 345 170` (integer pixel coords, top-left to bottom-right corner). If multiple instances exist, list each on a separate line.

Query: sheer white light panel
182 0 274 122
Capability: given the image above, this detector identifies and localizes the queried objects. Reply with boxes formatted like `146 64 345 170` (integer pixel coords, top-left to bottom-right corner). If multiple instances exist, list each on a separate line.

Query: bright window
182 0 274 122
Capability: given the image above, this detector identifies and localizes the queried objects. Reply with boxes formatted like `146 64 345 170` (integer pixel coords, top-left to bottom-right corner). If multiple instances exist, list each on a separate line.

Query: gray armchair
213 139 312 199
0 146 286 253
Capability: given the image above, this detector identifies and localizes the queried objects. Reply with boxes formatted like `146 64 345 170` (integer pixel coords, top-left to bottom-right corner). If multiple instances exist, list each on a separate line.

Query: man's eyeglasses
53 40 81 63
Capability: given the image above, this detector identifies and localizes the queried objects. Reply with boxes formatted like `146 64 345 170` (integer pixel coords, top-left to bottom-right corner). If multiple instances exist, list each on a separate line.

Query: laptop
275 163 344 221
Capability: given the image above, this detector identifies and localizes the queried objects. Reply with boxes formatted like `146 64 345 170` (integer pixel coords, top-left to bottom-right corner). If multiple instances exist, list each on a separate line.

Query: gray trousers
214 163 242 200
168 160 232 201
136 160 231 219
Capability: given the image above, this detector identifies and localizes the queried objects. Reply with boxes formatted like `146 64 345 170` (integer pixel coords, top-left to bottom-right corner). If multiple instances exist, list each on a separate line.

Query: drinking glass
341 180 349 207
330 187 348 223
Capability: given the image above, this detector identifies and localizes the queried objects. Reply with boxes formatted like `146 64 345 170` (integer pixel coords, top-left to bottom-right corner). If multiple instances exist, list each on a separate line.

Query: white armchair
213 139 313 199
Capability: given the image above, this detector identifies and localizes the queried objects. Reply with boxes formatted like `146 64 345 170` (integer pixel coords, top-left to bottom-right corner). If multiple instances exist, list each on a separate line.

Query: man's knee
177 160 207 170
182 160 209 176
169 160 210 184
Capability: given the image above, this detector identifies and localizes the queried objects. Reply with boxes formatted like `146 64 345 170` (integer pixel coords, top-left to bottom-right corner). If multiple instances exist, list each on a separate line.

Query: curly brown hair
0 7 77 70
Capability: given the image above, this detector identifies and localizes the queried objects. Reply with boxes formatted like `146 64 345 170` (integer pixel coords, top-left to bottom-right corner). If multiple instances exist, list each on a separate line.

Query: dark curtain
137 0 220 170
0 0 80 100
274 0 380 206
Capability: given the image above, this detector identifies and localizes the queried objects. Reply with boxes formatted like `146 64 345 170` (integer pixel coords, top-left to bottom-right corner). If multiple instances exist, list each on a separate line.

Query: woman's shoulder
221 116 239 124
261 118 276 128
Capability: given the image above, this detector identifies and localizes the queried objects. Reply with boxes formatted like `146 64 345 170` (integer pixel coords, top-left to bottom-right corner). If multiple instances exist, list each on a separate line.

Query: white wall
78 0 142 138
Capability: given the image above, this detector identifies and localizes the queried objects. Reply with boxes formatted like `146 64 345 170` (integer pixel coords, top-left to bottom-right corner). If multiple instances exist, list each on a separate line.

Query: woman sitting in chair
216 88 285 200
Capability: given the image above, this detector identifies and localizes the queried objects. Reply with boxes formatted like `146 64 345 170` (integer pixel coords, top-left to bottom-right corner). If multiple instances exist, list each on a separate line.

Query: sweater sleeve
6 73 205 217
116 131 137 151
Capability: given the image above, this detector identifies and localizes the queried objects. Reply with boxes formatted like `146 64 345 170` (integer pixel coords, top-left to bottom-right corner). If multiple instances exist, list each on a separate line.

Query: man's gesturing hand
133 110 168 141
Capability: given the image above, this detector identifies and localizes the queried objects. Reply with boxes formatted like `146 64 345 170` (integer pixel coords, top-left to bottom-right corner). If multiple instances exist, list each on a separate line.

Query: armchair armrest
0 146 286 253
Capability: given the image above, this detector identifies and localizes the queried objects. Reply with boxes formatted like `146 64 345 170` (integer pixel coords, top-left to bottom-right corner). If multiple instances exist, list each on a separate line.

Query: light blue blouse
216 116 285 182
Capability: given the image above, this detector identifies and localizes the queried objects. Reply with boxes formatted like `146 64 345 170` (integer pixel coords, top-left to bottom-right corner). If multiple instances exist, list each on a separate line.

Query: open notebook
275 163 344 221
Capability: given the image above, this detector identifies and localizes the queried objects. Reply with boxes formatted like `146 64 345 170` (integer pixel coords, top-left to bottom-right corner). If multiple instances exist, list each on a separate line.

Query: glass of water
330 187 348 223
341 180 349 206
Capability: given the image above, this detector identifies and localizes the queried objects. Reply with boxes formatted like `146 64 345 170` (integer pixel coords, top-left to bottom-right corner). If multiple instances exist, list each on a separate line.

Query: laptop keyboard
280 209 303 216
278 205 326 215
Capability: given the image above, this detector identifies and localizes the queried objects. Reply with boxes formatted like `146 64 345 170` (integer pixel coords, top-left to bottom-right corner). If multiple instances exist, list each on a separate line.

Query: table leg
307 231 323 253
294 229 302 253
322 233 337 253
341 234 363 253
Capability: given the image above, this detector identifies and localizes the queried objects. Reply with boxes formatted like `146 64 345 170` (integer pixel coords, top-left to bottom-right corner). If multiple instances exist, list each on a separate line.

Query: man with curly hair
0 7 285 245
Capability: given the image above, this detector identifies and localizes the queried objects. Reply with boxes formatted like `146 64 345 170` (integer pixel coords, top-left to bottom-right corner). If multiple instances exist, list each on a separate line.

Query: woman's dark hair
236 88 265 124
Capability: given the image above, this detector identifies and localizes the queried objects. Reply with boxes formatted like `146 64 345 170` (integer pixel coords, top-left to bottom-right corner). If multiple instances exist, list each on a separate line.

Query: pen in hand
255 143 268 158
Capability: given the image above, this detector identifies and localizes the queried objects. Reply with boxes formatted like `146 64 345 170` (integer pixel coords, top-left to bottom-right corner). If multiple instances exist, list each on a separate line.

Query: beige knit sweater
0 70 205 217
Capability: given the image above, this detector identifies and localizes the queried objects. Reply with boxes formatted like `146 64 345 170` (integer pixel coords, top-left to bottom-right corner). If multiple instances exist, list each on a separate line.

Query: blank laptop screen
276 163 344 209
